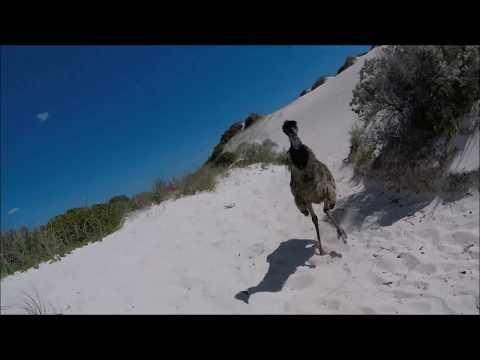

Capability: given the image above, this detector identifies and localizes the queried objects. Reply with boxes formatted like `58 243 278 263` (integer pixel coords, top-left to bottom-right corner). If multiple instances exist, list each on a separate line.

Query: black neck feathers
289 144 309 169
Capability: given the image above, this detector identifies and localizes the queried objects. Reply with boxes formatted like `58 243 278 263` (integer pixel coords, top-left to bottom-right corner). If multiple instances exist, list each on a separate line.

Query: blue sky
1 45 370 230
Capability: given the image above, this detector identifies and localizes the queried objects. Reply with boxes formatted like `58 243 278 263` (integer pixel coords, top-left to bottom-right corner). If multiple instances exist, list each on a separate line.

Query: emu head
282 120 298 137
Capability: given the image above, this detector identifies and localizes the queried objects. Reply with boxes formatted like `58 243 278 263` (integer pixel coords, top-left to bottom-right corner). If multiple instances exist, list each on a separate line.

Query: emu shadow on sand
235 239 319 304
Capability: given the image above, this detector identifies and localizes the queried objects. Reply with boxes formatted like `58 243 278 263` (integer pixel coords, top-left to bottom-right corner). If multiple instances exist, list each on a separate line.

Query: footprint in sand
309 252 342 267
287 274 315 291
412 281 429 291
342 262 352 274
409 301 432 313
374 256 398 273
250 243 266 257
393 290 417 300
417 228 443 251
415 263 437 275
366 271 388 286
397 252 436 275
449 231 479 249
399 249 437 274
398 252 421 270
326 299 341 311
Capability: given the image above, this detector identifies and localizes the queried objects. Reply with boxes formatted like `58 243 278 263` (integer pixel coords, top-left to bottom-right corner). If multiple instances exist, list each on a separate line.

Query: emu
282 120 347 255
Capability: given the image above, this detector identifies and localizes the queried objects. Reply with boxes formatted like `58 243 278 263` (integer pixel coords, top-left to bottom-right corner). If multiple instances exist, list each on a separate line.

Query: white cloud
7 208 19 215
37 112 49 122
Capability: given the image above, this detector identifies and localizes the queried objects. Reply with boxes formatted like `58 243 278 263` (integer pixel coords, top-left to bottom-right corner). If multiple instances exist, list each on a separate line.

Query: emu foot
337 228 348 243
315 244 327 256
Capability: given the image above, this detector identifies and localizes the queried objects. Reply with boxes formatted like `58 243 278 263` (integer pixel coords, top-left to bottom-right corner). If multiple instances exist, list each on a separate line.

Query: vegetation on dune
206 112 265 165
1 137 286 279
244 113 263 129
347 45 480 192
299 89 309 97
1 196 135 278
310 76 327 91
207 121 243 164
299 49 369 97
336 55 357 74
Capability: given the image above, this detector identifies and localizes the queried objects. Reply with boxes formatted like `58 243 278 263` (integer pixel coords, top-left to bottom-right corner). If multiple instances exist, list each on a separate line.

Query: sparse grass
352 143 376 171
211 151 238 168
233 141 287 167
131 192 159 209
346 123 377 173
347 123 363 160
176 164 224 196
1 196 134 279
21 290 50 315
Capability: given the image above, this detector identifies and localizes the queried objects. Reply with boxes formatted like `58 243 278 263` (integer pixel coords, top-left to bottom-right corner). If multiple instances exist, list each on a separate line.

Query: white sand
2 47 478 314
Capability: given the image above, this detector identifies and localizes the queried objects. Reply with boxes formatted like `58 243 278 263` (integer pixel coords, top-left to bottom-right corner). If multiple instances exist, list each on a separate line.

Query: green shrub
152 178 181 202
207 121 244 164
108 195 130 204
345 123 364 163
348 45 480 191
207 143 225 163
244 113 262 128
207 114 263 165
131 192 159 209
336 55 356 74
177 165 222 196
220 121 243 143
299 89 309 97
311 76 327 90
351 46 480 141
234 140 287 167
1 198 134 278
352 143 376 171
349 124 363 152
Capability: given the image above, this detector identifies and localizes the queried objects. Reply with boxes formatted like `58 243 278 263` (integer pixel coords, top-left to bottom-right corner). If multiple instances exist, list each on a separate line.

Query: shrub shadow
329 181 436 231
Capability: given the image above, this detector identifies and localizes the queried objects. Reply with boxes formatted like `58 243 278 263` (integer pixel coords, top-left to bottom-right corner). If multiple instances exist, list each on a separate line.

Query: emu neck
288 133 302 150
288 134 309 169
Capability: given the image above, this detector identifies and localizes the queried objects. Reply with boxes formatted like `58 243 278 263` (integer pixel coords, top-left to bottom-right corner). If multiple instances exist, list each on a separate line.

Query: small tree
244 113 262 128
311 76 327 90
348 45 480 191
299 89 309 97
336 56 356 74
350 46 480 145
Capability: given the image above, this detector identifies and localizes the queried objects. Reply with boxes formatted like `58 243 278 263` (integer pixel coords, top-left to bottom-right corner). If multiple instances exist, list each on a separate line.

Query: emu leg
324 209 347 243
307 204 325 255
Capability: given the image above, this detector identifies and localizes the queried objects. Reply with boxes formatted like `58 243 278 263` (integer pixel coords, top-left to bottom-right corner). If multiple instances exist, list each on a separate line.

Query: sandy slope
2 164 478 314
2 47 478 314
